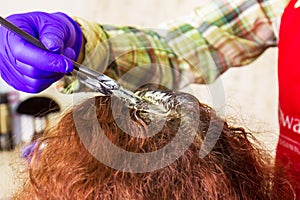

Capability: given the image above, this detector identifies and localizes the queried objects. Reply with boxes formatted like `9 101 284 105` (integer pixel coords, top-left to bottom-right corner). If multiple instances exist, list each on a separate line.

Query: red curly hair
14 90 294 199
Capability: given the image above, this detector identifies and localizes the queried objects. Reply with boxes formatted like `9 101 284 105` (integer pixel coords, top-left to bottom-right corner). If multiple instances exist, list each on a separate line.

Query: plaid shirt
57 0 287 94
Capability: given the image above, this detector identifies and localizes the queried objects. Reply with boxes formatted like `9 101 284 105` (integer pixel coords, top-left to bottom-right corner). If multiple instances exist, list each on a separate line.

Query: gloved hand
0 12 82 93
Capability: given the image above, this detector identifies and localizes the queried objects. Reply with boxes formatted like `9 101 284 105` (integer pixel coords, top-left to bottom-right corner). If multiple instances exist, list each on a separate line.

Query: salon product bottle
0 93 14 151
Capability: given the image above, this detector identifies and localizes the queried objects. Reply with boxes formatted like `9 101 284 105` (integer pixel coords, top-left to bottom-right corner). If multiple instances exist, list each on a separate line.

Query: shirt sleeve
57 0 287 94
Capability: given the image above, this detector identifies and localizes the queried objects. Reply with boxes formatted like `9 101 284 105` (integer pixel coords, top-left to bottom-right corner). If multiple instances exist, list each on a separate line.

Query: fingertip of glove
63 58 74 73
41 34 64 53
63 47 76 61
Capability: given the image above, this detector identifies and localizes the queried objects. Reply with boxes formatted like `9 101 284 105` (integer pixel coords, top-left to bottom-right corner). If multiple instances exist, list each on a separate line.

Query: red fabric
277 0 300 197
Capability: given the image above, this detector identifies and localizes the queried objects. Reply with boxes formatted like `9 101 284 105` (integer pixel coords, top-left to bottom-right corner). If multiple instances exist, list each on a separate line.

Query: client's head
14 89 293 200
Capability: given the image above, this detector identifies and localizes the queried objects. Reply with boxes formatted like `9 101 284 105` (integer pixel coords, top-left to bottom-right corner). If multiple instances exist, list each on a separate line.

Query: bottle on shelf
0 93 14 151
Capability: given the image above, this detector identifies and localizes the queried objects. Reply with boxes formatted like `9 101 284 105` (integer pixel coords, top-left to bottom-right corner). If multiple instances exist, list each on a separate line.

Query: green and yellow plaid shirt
57 0 288 94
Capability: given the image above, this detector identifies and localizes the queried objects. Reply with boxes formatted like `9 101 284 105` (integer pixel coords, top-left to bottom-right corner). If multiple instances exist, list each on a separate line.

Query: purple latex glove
20 141 45 163
20 141 38 161
0 12 82 93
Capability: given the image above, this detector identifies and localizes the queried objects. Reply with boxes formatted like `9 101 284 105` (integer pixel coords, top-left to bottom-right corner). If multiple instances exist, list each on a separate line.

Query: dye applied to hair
113 87 197 117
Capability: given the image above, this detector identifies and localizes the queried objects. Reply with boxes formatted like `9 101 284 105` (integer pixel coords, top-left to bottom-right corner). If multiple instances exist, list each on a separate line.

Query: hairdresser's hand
0 12 82 93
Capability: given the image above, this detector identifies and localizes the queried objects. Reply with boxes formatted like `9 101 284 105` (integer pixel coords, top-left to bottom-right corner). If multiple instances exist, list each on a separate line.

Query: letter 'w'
280 110 294 129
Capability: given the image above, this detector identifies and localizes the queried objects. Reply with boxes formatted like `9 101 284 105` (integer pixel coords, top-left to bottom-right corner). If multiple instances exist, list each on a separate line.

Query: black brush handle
0 16 48 50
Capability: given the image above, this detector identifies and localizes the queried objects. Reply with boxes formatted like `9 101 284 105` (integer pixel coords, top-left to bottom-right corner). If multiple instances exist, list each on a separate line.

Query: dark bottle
0 93 14 151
